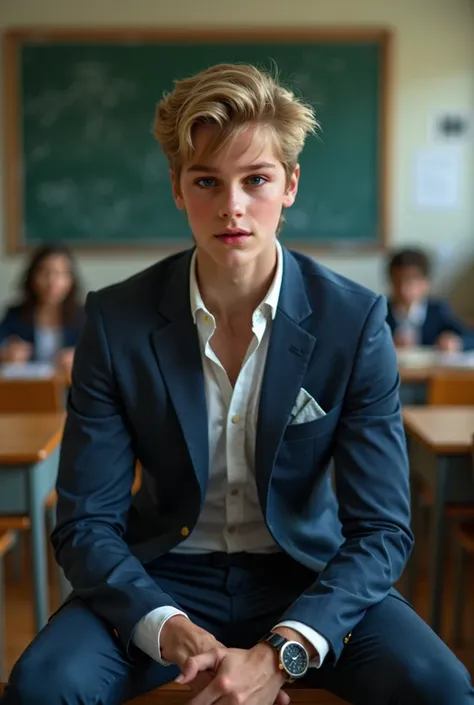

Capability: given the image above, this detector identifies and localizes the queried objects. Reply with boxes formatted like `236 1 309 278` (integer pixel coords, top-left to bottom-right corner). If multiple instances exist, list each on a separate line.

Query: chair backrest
472 432 474 477
0 377 63 413
427 372 474 406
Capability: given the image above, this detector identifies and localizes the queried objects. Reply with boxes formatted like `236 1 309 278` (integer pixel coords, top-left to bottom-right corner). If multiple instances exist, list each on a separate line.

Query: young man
386 248 474 351
2 64 473 705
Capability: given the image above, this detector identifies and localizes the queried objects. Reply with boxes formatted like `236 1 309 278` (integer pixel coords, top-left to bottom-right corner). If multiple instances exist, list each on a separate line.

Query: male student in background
2 64 474 705
386 247 474 351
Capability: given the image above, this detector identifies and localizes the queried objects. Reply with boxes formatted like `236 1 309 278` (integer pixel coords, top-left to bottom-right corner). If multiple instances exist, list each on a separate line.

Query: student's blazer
52 247 413 664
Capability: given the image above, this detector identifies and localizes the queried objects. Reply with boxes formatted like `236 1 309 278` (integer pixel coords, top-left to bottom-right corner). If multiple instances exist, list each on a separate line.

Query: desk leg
26 465 49 632
429 456 448 634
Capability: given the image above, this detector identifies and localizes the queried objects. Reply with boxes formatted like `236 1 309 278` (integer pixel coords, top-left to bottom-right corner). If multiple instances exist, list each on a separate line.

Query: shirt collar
392 299 428 327
189 240 284 323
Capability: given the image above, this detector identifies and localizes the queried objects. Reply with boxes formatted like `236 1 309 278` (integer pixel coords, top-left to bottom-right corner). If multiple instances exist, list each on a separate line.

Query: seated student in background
0 243 84 376
386 247 474 352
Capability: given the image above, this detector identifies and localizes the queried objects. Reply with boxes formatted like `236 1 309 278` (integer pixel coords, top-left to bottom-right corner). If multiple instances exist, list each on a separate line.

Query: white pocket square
289 388 326 425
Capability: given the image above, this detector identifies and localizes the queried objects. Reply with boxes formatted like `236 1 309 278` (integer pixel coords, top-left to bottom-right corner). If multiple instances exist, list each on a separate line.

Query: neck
196 245 278 323
35 303 62 325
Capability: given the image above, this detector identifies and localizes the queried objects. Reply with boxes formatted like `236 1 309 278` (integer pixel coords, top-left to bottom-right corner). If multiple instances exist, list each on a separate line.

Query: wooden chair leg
453 540 466 647
0 551 5 680
9 532 23 584
0 532 15 681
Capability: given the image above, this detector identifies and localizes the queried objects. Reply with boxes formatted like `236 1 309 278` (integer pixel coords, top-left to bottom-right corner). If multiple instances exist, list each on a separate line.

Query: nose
217 187 244 220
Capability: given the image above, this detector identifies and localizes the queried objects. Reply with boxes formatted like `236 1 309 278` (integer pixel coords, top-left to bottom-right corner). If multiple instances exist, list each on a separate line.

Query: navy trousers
1 552 473 704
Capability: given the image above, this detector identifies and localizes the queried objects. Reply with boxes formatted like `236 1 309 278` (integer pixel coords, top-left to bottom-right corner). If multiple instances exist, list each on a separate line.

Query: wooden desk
400 366 474 386
0 682 348 704
399 366 474 405
0 413 64 631
403 406 474 633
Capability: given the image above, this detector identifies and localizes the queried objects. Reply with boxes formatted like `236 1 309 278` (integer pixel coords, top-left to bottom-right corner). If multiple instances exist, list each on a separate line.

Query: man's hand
393 329 417 349
0 337 33 364
436 332 463 353
160 616 223 698
161 615 220 669
176 643 290 705
56 346 75 377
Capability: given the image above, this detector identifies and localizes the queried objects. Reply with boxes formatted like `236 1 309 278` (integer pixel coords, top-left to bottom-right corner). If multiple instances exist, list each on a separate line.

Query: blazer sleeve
279 295 414 662
0 307 17 345
435 300 474 350
51 291 183 657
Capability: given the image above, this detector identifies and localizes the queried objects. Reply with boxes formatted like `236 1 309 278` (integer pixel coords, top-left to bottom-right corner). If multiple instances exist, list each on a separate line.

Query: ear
170 170 186 211
282 164 300 208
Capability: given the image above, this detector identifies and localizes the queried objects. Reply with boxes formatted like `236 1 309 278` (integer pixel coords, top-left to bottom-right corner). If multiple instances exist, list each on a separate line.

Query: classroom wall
0 0 473 314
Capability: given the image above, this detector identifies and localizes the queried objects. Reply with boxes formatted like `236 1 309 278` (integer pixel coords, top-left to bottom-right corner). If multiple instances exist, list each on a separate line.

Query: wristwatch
260 631 309 681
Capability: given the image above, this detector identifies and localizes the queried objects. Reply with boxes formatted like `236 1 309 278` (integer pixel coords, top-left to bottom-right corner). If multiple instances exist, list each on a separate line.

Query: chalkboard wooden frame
4 27 393 254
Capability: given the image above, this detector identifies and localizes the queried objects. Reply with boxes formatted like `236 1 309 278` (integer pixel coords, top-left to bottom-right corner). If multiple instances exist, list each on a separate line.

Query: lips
215 229 251 238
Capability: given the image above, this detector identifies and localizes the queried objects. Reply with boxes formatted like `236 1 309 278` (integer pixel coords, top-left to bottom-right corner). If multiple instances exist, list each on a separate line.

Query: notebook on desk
397 347 474 369
0 362 56 379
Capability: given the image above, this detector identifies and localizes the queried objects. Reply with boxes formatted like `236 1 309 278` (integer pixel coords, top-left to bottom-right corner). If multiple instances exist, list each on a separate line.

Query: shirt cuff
132 606 189 664
274 620 330 668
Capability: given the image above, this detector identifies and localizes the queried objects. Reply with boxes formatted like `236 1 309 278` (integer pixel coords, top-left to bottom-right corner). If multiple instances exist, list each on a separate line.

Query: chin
214 250 253 270
199 238 254 262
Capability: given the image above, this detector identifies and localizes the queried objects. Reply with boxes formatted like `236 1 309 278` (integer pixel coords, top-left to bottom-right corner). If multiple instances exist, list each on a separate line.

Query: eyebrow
185 162 277 173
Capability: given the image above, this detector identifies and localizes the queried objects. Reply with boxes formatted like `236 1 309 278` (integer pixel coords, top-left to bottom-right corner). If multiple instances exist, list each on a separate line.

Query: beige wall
0 0 473 314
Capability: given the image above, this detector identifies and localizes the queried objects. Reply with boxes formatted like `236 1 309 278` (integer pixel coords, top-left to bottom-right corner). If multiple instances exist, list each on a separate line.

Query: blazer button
344 631 352 644
180 526 190 537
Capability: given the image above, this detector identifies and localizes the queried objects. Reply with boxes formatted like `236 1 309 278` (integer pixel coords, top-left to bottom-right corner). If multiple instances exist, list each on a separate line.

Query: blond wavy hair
153 63 318 184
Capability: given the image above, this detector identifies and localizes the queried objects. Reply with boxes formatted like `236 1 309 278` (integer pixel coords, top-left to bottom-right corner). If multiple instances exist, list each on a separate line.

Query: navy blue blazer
0 304 83 359
386 298 474 350
52 247 413 663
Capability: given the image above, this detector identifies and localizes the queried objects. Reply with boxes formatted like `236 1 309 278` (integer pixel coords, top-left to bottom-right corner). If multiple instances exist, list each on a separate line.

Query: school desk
403 406 474 634
0 413 64 631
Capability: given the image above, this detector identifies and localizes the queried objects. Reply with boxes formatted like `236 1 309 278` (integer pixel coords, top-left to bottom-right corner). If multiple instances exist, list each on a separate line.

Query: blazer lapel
150 250 209 502
256 249 316 512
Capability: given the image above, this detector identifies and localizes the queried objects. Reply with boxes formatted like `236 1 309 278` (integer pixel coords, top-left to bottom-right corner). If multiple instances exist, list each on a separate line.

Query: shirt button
231 415 240 424
228 525 236 534
230 488 239 497
180 526 190 537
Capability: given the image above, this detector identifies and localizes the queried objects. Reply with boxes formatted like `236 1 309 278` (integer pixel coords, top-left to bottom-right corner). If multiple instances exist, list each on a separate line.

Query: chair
0 531 16 679
427 372 474 405
0 682 346 702
125 682 348 704
0 682 349 704
0 376 63 414
451 434 474 657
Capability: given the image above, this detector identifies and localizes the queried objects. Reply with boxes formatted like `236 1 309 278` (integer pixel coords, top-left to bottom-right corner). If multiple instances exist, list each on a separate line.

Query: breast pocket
283 403 342 441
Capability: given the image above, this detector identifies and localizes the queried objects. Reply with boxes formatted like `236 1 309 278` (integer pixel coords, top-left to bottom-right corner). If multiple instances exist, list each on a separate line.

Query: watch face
281 641 308 678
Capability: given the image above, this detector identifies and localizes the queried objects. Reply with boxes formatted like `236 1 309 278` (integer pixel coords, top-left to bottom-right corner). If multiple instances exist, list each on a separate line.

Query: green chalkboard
7 30 390 251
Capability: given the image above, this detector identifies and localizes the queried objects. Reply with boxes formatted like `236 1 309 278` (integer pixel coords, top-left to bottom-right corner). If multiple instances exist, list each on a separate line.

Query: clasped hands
161 615 291 705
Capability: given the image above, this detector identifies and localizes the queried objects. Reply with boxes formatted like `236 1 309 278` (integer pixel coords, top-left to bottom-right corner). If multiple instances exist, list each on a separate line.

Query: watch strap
261 631 288 651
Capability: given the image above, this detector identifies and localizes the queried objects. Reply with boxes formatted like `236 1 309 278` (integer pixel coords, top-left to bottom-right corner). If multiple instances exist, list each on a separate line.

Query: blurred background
0 0 473 315
0 0 473 692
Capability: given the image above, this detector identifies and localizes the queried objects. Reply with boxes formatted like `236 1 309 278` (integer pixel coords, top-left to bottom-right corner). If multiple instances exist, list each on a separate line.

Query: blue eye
195 178 216 189
247 175 267 186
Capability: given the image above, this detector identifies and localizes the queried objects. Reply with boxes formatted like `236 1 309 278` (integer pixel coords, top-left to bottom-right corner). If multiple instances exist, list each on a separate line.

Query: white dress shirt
132 242 329 667
391 300 428 344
